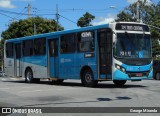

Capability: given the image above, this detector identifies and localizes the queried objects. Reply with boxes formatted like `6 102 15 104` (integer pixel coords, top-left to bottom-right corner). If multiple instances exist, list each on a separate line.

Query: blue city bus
4 22 153 87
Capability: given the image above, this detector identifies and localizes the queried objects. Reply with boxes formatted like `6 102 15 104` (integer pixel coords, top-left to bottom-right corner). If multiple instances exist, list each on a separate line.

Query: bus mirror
112 31 116 35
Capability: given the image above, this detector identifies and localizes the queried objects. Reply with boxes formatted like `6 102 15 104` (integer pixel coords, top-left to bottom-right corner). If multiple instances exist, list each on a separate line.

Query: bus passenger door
98 29 112 79
48 39 59 78
15 43 22 77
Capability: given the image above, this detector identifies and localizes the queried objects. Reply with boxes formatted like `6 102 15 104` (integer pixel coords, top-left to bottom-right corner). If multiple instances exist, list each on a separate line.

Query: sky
0 0 159 38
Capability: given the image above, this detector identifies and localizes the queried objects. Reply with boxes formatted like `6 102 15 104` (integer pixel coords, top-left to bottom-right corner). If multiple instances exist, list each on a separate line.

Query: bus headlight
115 64 126 73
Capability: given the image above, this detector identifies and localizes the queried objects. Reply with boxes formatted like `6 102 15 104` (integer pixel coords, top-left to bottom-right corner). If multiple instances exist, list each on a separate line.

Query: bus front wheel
113 80 126 86
25 69 34 83
81 70 98 87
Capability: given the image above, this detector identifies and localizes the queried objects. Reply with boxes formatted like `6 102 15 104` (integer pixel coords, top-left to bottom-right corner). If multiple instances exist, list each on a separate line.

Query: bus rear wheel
81 70 98 87
113 80 126 86
25 69 34 83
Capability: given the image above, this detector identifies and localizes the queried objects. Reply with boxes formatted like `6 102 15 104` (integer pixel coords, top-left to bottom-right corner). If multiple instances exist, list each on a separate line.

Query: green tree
77 12 95 27
152 39 160 59
1 16 64 40
0 17 64 68
116 11 136 22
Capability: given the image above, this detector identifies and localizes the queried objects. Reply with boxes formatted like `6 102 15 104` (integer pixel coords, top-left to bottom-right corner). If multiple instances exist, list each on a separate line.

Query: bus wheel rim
85 73 92 82
27 72 32 81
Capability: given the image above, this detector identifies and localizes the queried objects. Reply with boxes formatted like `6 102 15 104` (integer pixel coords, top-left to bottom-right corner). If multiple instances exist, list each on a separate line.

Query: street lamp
109 6 120 12
109 6 127 22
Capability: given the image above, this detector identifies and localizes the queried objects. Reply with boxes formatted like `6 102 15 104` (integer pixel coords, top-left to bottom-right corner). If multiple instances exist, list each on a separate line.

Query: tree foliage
77 12 95 27
116 1 160 58
0 17 64 67
1 16 64 40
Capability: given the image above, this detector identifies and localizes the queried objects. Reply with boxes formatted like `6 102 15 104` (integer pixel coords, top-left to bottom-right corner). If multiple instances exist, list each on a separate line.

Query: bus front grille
127 71 149 78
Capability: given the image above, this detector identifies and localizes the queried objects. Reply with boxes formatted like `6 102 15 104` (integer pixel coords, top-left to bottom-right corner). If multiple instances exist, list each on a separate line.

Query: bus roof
5 21 149 43
6 23 109 42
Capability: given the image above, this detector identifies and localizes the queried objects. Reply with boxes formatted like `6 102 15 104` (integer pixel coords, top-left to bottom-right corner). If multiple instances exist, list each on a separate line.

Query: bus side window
23 40 33 57
6 42 13 58
61 34 76 54
34 38 46 56
78 31 94 52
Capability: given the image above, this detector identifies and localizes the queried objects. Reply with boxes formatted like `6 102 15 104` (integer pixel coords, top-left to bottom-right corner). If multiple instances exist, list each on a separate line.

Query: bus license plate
136 73 142 77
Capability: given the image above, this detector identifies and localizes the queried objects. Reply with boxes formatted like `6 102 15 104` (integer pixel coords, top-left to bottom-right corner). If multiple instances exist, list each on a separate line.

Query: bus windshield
114 33 151 58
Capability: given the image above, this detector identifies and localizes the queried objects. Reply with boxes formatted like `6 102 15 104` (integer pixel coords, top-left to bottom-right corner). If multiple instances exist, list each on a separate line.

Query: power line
0 9 57 16
0 7 114 17
0 12 17 20
14 8 27 19
59 14 77 24
0 9 30 16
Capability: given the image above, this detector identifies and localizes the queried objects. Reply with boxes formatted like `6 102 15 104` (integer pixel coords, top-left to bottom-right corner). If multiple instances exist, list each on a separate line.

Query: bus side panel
4 58 15 77
22 57 48 79
75 53 98 80
59 54 76 79
59 53 97 80
4 42 15 77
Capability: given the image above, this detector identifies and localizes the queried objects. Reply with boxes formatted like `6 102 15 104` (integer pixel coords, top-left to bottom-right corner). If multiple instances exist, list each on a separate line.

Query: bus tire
155 72 160 80
81 69 98 87
25 69 34 83
113 80 126 86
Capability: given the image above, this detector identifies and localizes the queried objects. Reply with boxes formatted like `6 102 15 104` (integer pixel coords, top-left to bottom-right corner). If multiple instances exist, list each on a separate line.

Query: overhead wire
14 8 28 19
0 7 114 31
58 14 77 24
0 12 17 20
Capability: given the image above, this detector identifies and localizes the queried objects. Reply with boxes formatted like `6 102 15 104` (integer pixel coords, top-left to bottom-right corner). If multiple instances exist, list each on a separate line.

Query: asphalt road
0 77 160 116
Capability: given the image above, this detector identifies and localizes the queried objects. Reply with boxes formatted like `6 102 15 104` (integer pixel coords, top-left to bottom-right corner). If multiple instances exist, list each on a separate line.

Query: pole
136 1 140 22
56 4 59 31
28 4 31 18
34 23 37 35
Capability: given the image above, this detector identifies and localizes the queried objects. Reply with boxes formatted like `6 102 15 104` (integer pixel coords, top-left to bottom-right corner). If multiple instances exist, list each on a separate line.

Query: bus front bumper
113 69 153 81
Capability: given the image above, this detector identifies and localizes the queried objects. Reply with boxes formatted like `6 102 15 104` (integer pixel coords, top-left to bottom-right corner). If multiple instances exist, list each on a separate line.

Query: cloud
0 0 16 8
127 0 152 4
92 14 116 25
127 0 137 3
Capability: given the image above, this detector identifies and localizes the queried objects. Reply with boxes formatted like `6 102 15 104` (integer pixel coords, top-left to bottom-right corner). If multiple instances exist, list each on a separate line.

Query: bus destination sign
116 23 149 32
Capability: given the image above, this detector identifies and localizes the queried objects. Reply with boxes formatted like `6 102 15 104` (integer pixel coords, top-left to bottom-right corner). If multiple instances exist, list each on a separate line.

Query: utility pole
136 0 140 22
34 23 37 35
27 4 31 18
56 4 59 31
